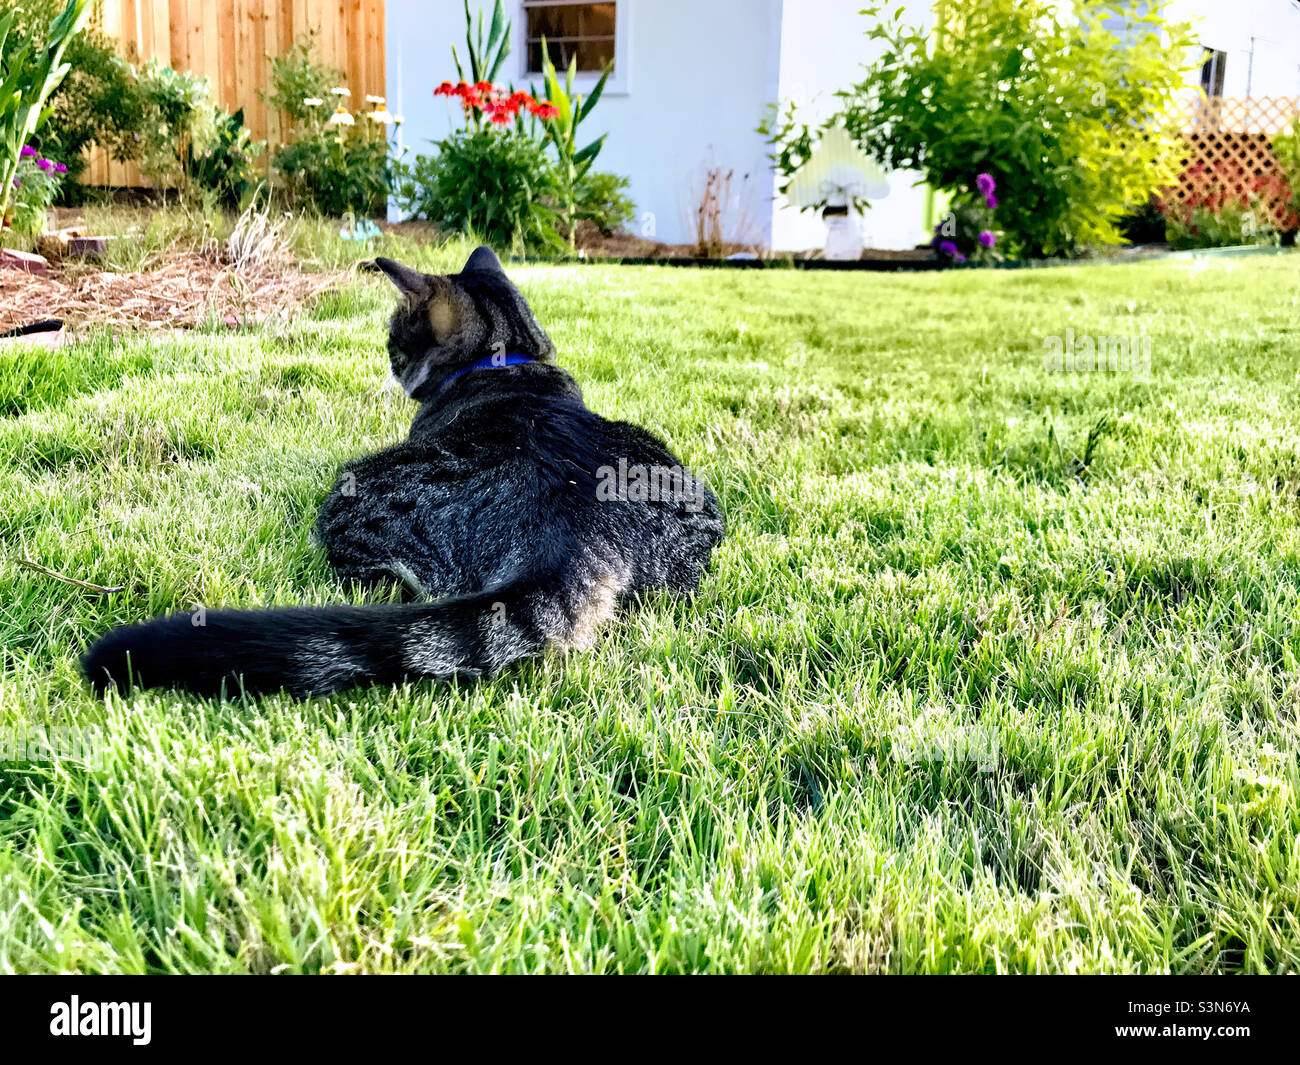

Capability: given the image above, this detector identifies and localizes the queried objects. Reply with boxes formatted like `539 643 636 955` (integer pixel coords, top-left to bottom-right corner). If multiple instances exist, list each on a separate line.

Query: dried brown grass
0 252 351 334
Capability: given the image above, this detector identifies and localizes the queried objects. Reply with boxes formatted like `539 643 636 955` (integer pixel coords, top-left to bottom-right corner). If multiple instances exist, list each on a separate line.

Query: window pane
526 3 616 72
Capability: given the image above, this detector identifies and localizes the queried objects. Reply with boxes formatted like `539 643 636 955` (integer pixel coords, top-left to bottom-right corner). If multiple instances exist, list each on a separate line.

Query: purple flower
976 173 996 198
19 145 36 158
954 253 967 262
978 230 997 248
938 240 959 257
54 162 68 173
35 158 54 172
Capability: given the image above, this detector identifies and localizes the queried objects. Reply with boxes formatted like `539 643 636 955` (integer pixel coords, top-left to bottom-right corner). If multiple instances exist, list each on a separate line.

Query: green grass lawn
2 249 1299 973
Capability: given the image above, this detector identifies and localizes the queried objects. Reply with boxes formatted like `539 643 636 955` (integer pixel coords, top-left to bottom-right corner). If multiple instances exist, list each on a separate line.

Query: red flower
434 77 559 124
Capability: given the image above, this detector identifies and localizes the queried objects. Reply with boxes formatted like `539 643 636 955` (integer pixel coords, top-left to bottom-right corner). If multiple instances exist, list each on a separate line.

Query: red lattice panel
1164 96 1300 230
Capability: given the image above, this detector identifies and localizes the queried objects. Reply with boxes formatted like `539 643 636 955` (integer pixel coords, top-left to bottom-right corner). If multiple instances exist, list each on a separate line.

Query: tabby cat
83 247 725 697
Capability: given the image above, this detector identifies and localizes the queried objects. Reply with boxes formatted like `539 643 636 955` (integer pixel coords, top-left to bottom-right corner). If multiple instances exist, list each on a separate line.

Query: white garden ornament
785 127 889 260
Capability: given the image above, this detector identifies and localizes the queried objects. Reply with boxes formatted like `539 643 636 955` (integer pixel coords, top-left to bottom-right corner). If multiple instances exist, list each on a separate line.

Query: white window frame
515 0 630 96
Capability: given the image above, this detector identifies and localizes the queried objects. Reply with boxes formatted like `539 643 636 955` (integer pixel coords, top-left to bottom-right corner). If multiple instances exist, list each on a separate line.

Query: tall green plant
0 0 91 238
452 0 511 130
534 39 611 250
6 0 144 191
262 31 342 137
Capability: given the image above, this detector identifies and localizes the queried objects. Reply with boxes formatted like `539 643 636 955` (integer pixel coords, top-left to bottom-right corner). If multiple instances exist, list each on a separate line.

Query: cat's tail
82 563 627 698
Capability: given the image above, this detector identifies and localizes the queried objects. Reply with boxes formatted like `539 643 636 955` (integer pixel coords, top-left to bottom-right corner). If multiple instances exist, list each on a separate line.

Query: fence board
82 0 387 188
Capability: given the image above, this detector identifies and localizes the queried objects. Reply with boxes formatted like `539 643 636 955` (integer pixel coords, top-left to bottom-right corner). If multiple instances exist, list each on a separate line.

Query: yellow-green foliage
832 0 1198 256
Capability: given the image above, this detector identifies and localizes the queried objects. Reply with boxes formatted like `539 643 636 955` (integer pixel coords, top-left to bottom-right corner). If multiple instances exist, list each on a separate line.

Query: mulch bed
0 252 352 334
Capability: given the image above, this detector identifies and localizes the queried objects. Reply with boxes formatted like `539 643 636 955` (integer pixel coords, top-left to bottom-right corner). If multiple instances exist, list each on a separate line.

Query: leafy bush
274 131 393 217
0 0 90 237
396 130 561 252
3 0 143 192
266 36 395 215
5 145 67 235
398 1 632 253
133 61 219 194
575 170 635 234
188 107 265 209
770 0 1196 258
263 33 341 131
403 82 629 251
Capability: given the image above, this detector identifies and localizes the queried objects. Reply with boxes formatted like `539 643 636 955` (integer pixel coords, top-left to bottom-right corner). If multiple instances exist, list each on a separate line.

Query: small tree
0 0 91 239
792 0 1198 257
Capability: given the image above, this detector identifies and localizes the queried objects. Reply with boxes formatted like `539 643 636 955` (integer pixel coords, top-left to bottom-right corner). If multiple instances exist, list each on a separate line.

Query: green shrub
396 131 561 253
265 36 394 215
133 61 219 194
395 0 632 253
770 0 1197 258
274 132 392 217
1157 156 1288 249
188 107 265 210
3 0 143 193
575 170 635 234
262 32 340 133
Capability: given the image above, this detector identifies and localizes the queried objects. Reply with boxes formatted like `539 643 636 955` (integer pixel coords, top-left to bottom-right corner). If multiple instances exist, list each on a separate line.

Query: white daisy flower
327 107 356 126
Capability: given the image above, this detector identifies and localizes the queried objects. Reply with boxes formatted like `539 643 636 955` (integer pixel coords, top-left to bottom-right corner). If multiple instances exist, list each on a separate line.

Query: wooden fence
83 0 386 187
1167 95 1300 229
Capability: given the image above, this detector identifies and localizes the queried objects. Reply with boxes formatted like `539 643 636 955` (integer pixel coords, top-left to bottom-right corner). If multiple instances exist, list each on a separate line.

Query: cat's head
373 247 555 399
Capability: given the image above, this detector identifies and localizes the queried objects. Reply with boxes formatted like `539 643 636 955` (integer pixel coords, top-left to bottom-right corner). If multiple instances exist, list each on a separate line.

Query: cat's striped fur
83 247 725 698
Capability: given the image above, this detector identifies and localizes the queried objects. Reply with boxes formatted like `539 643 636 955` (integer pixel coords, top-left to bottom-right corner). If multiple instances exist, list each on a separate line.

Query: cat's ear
426 277 463 343
461 245 505 276
372 257 430 297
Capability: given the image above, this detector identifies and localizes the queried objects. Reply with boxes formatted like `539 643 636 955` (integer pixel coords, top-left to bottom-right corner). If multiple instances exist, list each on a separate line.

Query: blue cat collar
437 352 535 393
